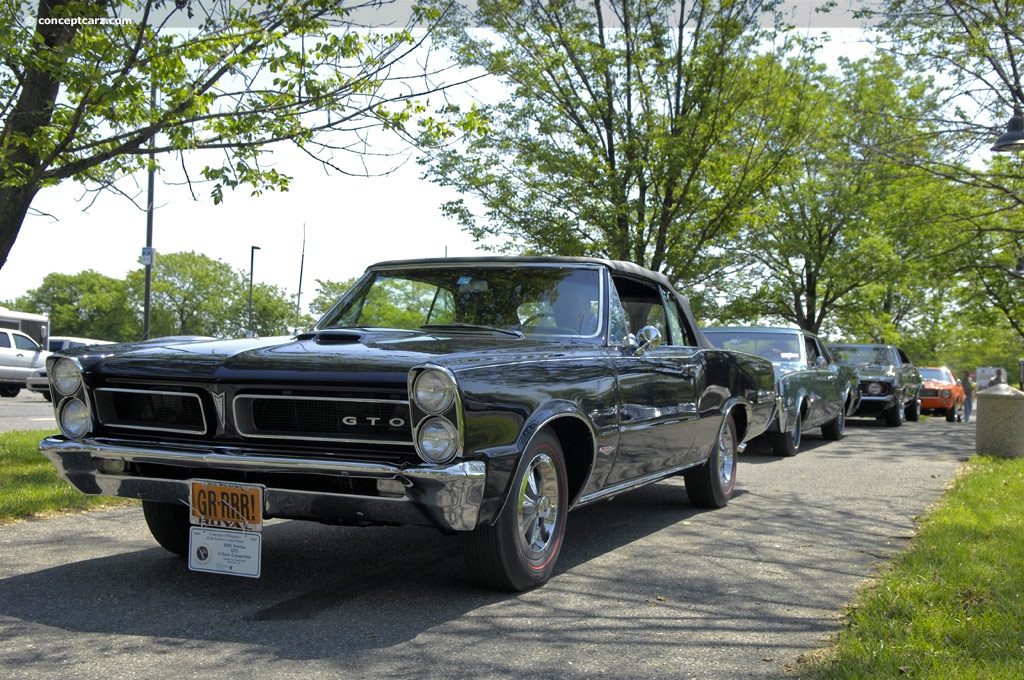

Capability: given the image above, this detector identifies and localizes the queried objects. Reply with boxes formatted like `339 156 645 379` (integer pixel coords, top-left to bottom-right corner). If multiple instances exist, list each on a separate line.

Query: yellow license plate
190 480 263 532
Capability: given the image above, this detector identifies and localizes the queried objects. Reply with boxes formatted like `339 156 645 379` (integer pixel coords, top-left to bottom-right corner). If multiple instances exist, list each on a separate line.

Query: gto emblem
342 416 406 428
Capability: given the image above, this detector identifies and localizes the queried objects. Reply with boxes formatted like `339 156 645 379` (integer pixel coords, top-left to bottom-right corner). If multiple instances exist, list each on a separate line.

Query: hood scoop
298 329 365 345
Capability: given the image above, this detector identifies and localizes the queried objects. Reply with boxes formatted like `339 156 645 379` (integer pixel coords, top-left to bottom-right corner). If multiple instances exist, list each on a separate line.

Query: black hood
69 330 589 386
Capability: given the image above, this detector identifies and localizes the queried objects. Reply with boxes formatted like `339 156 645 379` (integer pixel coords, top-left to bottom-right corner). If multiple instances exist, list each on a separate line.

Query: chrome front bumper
39 436 487 532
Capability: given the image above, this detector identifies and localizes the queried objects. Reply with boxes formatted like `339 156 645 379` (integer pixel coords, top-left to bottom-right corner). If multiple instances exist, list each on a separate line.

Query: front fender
474 400 600 527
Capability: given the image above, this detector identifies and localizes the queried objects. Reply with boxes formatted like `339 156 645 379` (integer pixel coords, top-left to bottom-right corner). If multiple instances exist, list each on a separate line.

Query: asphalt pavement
0 390 56 432
0 410 974 679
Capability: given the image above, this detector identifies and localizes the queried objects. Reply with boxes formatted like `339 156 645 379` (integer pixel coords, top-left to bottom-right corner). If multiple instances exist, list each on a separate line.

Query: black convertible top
370 255 675 293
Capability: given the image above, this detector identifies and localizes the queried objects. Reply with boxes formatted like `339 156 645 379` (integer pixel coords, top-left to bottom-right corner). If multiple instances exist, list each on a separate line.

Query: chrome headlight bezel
866 381 883 396
416 417 460 464
51 358 83 397
48 356 93 440
409 365 464 464
412 368 456 414
58 398 92 439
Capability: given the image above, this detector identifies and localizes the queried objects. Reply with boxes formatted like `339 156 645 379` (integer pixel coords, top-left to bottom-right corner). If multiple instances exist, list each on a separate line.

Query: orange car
919 366 965 422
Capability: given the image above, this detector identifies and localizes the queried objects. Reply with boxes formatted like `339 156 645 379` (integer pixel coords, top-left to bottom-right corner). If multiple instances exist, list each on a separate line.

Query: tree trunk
0 185 40 270
0 0 78 271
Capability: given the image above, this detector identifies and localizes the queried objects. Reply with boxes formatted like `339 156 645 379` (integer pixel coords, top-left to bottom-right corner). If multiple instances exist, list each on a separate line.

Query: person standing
961 371 975 424
990 368 1006 386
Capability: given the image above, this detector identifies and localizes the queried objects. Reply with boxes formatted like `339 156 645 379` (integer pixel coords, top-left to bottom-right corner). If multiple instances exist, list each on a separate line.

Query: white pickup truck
0 328 51 397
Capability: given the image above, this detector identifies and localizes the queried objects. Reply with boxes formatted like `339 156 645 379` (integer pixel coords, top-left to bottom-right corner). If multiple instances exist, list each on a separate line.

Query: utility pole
142 81 156 340
248 245 261 337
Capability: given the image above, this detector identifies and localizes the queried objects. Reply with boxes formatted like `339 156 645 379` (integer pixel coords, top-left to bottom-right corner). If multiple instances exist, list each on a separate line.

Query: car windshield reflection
319 265 604 337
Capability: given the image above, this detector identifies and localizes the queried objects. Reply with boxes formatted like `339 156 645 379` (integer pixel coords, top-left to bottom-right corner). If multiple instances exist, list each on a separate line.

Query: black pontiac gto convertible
40 257 776 591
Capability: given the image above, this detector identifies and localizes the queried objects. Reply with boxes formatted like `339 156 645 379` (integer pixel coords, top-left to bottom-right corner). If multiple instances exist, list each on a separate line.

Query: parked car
918 366 965 422
39 257 777 591
47 336 112 352
0 329 51 397
704 327 859 456
28 337 113 400
828 343 923 427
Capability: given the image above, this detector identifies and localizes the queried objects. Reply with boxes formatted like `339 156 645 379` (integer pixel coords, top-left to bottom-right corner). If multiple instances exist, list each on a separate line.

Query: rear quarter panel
697 349 776 449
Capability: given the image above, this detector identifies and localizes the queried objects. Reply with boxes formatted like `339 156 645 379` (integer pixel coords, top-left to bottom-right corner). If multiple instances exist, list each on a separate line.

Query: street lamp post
248 245 261 338
991 107 1024 153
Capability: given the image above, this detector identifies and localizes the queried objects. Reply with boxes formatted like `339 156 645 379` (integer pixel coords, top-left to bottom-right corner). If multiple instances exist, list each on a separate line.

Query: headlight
416 417 459 463
941 389 952 398
866 382 883 396
52 359 83 396
59 398 91 439
413 369 456 414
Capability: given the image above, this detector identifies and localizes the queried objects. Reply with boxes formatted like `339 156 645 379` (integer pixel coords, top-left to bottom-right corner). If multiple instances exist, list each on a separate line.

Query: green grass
799 456 1024 679
0 430 134 524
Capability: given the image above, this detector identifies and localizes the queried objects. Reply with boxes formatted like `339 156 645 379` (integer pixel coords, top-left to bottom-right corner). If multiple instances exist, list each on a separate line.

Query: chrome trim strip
95 387 207 435
575 462 702 506
42 437 408 476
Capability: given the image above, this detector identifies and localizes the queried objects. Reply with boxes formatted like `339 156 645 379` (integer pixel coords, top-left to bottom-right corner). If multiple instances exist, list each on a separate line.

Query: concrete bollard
976 383 1024 458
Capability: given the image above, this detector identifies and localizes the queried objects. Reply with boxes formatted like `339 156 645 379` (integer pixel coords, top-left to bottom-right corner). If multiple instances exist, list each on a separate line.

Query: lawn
0 430 134 524
799 456 1024 679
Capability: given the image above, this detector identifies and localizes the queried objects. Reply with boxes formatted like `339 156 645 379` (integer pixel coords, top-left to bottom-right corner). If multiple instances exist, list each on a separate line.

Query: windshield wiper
419 324 524 339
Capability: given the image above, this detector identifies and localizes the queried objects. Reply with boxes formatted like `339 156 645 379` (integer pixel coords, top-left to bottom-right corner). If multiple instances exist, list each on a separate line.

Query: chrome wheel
717 421 736 491
686 413 738 507
463 430 567 591
517 453 560 559
823 401 846 440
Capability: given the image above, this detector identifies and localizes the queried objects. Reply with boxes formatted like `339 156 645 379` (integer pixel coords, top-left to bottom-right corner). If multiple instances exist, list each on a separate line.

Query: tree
0 0 457 272
124 250 296 338
5 270 137 340
856 1 1024 360
308 277 359 319
125 251 238 337
856 1 1024 256
712 54 956 337
9 253 300 339
418 0 822 283
226 280 304 338
858 0 1024 162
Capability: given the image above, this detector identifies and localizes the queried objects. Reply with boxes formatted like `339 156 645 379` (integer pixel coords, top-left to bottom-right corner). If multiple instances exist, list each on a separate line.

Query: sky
0 13 876 317
0 143 486 310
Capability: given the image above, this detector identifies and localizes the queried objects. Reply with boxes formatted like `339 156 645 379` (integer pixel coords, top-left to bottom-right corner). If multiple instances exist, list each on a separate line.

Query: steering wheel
522 312 556 327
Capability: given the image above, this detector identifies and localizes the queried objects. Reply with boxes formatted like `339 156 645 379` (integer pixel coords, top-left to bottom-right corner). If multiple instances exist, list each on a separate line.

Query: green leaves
7 252 310 340
419 0 826 286
0 0 446 270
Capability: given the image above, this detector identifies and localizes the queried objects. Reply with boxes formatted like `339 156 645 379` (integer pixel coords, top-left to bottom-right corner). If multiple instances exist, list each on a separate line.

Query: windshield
318 265 604 337
704 331 802 365
920 368 952 382
830 346 890 366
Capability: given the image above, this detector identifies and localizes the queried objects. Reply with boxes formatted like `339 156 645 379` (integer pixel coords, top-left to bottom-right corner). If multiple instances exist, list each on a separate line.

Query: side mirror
814 356 828 368
634 326 662 356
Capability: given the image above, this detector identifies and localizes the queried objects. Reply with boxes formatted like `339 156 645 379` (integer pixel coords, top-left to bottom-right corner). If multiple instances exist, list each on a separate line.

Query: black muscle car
828 343 923 427
40 257 775 591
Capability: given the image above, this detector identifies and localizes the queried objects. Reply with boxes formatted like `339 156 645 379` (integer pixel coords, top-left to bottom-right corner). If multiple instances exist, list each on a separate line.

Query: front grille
94 388 207 434
921 388 939 398
234 394 411 445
